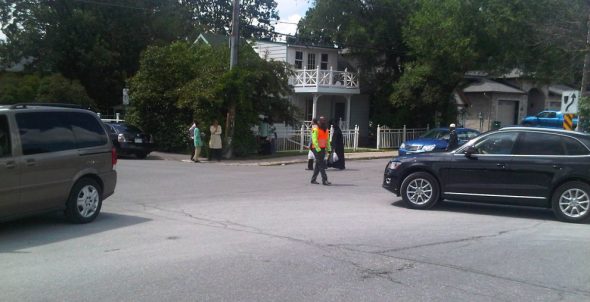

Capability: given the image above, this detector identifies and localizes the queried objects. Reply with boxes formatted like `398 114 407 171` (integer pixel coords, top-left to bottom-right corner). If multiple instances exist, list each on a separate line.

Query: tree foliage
299 0 590 127
0 0 280 111
128 42 294 155
0 72 93 106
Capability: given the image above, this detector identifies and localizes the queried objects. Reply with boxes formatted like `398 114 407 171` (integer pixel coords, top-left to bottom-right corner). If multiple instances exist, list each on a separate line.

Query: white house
251 40 369 135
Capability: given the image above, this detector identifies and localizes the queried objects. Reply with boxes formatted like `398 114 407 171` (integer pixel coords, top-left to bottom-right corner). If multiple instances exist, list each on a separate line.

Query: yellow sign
563 113 574 130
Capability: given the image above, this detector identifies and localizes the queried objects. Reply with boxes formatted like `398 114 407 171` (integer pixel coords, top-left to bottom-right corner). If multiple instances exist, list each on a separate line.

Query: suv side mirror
464 146 478 158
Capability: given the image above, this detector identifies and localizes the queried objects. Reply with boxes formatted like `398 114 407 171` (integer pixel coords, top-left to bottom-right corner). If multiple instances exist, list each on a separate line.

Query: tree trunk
578 11 590 131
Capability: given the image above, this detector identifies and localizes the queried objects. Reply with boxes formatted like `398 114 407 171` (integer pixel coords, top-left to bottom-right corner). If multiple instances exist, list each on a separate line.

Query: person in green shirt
192 121 204 162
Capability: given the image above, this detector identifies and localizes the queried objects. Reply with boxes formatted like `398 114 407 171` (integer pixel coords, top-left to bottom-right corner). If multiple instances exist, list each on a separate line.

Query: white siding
252 41 287 62
287 46 338 70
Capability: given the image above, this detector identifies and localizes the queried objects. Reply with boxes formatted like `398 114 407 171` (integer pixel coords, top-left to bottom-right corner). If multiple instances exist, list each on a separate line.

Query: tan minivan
0 104 117 223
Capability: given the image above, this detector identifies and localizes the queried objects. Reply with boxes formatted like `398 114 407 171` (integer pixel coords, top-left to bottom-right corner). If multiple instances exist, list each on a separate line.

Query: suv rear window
16 112 76 155
563 136 589 155
514 132 565 155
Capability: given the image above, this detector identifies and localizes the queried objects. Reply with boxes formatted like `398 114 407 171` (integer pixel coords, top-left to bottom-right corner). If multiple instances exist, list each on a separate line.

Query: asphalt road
1 158 590 302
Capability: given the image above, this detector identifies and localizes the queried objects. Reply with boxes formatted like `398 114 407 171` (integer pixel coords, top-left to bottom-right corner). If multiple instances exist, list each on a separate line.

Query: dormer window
321 54 328 70
307 53 316 69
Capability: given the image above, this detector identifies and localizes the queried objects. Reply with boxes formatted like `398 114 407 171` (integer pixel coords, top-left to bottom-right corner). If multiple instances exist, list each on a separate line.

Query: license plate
134 138 143 144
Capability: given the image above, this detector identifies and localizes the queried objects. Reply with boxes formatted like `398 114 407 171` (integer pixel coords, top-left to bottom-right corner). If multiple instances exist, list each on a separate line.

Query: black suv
383 127 590 223
103 121 154 159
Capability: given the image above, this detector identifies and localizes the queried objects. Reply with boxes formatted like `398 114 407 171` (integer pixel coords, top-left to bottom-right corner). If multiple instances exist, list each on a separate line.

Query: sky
274 0 312 38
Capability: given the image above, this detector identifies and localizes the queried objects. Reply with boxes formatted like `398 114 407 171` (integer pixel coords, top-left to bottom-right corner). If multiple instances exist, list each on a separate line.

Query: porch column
346 95 352 128
312 94 319 119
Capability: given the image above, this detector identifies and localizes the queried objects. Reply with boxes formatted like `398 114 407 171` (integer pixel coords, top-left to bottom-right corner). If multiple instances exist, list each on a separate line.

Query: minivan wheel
400 172 440 209
65 178 103 224
552 181 590 223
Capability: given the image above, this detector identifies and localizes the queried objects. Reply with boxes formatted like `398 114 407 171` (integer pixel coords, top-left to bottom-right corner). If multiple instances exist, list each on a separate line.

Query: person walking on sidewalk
192 121 204 162
188 121 196 161
310 116 331 185
307 118 318 170
327 120 345 170
446 123 459 151
209 120 223 161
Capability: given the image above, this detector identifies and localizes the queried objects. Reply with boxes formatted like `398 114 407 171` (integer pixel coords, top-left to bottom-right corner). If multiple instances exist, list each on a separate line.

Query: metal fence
275 124 360 152
376 125 429 149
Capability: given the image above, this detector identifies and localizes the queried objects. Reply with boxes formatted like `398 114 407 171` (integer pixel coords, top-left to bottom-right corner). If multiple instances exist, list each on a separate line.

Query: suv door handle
25 159 36 166
496 163 506 168
5 161 16 169
553 164 562 170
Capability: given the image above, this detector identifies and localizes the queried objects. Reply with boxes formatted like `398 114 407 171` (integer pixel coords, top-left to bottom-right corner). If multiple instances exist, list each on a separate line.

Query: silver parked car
0 104 117 223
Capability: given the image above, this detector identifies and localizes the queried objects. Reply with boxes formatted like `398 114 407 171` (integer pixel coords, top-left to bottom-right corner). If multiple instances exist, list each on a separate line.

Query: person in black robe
328 121 346 169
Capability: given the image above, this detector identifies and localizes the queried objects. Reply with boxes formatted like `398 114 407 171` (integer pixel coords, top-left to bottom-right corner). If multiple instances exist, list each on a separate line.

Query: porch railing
292 67 359 89
275 124 360 152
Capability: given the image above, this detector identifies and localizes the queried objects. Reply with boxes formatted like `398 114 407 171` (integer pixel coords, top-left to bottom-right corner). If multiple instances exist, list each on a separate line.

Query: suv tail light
111 147 117 168
117 133 127 143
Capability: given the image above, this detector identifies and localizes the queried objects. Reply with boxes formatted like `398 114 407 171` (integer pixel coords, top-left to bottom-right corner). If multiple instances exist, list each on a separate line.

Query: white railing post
316 66 320 88
354 125 359 151
116 112 120 122
300 125 305 152
403 125 407 143
97 112 101 118
303 67 306 86
344 68 348 87
376 125 381 150
329 66 334 86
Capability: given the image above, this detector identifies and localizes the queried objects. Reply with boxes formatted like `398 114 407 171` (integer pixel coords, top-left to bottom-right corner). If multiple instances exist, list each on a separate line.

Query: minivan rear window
0 115 11 157
68 112 108 148
16 112 76 155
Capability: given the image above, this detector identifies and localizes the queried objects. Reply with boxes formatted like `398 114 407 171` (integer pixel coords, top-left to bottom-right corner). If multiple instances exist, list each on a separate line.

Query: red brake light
112 147 117 167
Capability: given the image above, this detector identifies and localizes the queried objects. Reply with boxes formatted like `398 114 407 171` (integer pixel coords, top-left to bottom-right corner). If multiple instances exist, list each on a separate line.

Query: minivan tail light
118 133 126 143
112 147 117 168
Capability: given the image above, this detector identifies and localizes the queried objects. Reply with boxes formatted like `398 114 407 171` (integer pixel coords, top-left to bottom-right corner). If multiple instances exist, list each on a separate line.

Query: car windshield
421 129 449 140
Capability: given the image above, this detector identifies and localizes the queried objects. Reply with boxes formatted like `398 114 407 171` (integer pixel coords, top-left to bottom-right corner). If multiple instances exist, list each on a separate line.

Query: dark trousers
311 148 328 182
209 148 222 161
189 142 195 160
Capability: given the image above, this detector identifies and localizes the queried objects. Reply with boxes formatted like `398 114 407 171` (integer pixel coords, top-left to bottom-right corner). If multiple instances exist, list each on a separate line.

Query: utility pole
578 10 590 131
225 0 240 157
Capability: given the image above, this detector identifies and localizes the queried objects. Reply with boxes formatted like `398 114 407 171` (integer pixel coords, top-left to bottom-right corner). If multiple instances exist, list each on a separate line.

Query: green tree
0 72 92 106
0 0 281 112
128 42 294 155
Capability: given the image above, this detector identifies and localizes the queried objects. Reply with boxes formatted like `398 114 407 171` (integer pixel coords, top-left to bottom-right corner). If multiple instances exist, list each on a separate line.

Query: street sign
122 88 129 105
561 90 579 114
563 113 575 130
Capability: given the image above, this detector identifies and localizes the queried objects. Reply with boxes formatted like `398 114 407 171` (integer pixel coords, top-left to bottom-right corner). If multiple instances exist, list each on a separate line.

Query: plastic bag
332 151 339 162
308 150 315 160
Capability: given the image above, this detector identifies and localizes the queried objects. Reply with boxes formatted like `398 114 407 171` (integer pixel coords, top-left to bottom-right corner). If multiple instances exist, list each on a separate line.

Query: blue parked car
399 128 480 155
521 110 578 129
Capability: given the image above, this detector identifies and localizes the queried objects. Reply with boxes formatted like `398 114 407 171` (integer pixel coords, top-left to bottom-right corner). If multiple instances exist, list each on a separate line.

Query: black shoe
311 180 320 184
322 181 331 186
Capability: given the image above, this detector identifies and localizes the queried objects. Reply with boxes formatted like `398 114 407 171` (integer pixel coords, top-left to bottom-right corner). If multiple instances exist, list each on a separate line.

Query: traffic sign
561 90 579 114
563 113 575 130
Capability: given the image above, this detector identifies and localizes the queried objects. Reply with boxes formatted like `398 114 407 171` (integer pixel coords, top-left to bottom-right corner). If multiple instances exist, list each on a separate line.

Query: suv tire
552 181 590 223
401 172 440 209
65 178 103 224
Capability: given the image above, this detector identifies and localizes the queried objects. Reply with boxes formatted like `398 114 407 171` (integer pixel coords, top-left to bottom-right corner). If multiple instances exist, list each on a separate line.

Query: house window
295 51 303 69
321 53 329 70
307 53 316 69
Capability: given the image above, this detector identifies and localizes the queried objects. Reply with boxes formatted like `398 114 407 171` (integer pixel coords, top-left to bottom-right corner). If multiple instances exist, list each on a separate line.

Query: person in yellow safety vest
310 116 331 185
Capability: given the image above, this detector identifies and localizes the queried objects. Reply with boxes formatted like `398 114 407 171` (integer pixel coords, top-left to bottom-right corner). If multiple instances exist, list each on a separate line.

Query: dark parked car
0 104 117 223
383 127 590 223
103 121 154 159
399 127 480 155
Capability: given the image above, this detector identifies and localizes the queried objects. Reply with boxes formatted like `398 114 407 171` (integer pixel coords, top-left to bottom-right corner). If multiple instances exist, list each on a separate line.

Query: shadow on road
0 212 151 253
390 199 563 222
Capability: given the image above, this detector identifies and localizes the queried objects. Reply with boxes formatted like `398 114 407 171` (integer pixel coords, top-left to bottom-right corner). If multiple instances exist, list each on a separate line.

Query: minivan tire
552 181 590 223
401 172 440 209
65 178 103 224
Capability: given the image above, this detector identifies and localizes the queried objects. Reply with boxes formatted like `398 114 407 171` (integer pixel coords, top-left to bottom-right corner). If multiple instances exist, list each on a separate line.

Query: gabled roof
463 79 525 94
548 84 575 95
194 33 230 47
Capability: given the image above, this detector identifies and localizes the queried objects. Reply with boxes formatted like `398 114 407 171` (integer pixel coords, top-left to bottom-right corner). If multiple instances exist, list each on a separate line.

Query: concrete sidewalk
148 150 397 166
